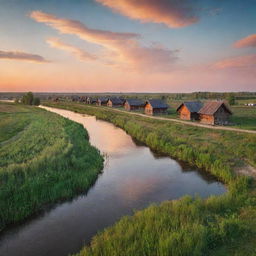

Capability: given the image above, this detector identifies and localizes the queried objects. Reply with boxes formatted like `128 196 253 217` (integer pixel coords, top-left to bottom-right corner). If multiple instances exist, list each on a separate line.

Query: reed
0 103 104 231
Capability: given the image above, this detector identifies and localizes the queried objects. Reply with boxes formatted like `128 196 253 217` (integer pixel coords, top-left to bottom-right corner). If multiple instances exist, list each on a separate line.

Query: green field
230 106 256 130
43 101 256 256
0 102 103 231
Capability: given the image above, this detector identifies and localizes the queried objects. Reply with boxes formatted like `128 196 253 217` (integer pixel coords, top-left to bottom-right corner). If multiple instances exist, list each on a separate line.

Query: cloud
0 50 49 63
46 38 97 61
234 34 256 48
30 11 139 46
213 54 256 69
95 0 198 28
30 11 178 72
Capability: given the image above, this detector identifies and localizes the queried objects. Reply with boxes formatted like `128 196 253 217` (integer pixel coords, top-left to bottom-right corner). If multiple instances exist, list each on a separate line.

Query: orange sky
0 0 255 92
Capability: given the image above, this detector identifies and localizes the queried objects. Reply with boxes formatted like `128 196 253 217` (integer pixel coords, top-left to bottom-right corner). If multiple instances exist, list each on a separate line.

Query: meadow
0 102 103 231
43 101 256 256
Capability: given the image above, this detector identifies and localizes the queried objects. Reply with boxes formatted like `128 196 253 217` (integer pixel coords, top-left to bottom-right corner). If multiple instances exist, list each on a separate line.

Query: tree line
15 92 41 105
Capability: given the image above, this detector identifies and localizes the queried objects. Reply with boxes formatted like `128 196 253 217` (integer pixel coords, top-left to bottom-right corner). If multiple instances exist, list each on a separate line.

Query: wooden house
176 101 203 120
86 97 97 104
71 95 80 102
198 101 232 125
107 97 123 107
79 96 87 103
124 99 144 111
97 97 108 106
144 99 169 115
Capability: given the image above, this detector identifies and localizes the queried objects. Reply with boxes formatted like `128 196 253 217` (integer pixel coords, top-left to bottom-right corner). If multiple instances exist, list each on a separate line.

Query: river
0 106 226 256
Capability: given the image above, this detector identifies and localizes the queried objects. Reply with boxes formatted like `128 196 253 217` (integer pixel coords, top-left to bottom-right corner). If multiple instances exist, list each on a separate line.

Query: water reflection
0 106 226 256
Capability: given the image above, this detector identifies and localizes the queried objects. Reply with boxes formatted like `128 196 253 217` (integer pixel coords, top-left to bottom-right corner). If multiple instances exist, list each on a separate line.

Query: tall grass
0 103 103 231
42 102 256 256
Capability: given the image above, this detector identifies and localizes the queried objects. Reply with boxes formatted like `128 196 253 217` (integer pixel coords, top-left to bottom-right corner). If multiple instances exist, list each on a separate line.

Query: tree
33 97 40 106
26 92 34 105
21 92 40 105
227 95 235 105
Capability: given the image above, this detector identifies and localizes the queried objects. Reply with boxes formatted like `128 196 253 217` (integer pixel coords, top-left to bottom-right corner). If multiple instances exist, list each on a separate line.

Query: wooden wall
124 102 131 111
199 114 215 125
214 106 231 125
107 101 113 107
145 103 153 115
145 104 167 115
178 105 191 120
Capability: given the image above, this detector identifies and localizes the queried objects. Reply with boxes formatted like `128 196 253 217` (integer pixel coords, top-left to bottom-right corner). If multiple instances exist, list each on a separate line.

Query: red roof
198 101 232 115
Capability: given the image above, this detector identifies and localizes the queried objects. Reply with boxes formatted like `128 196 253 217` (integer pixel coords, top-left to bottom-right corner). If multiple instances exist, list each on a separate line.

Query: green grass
0 102 104 231
42 101 256 256
230 106 256 130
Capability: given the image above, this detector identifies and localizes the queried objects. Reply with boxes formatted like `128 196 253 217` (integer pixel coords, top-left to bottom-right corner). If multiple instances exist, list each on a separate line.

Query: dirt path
235 165 256 179
88 105 256 135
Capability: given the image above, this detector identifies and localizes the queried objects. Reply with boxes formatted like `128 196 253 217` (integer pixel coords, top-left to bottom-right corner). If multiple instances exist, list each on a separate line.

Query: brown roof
198 101 232 115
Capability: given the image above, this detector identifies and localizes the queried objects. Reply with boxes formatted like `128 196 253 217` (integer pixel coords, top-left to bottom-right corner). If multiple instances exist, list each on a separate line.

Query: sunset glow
0 0 255 92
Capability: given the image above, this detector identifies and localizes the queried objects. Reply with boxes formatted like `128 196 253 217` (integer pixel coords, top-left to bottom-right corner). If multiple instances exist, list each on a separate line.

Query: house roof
146 99 169 109
198 101 232 115
108 97 123 105
98 97 109 103
177 101 203 113
125 99 144 106
87 97 97 102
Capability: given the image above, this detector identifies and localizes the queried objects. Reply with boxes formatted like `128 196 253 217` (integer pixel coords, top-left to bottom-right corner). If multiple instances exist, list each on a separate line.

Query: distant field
230 106 256 130
0 102 103 231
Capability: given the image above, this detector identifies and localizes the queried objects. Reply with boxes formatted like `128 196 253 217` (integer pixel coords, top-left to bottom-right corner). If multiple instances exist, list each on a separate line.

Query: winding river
0 106 226 256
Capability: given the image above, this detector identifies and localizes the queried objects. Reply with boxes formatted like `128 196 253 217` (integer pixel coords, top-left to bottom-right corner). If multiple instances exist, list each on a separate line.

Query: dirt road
91 105 256 135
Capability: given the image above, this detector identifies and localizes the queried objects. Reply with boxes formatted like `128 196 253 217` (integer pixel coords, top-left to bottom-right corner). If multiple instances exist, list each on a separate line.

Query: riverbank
0 102 104 231
43 101 256 255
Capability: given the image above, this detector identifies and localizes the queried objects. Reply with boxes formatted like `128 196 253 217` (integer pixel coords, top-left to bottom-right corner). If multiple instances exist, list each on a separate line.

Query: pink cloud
46 38 97 61
30 11 178 72
0 50 49 63
30 11 139 45
95 0 198 28
213 54 256 69
234 34 256 48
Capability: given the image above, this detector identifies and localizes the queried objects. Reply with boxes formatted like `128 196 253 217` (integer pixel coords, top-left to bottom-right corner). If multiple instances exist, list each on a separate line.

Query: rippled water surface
0 106 226 256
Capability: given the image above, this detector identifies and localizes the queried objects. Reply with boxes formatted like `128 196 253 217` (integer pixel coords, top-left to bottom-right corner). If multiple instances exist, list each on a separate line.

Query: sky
0 0 256 92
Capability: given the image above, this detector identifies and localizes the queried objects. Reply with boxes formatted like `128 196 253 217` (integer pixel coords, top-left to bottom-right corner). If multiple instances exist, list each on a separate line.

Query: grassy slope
43 102 256 256
0 103 103 231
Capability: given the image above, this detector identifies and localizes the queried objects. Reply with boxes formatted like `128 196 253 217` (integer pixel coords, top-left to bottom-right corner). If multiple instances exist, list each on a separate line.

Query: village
52 96 233 126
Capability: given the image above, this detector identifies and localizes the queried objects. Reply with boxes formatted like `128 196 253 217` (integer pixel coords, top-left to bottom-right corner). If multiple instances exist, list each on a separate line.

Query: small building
52 97 59 102
176 101 203 120
71 95 80 102
107 97 123 107
124 99 144 111
119 97 126 104
79 96 87 103
198 101 232 125
86 97 97 104
144 99 169 115
96 97 109 106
